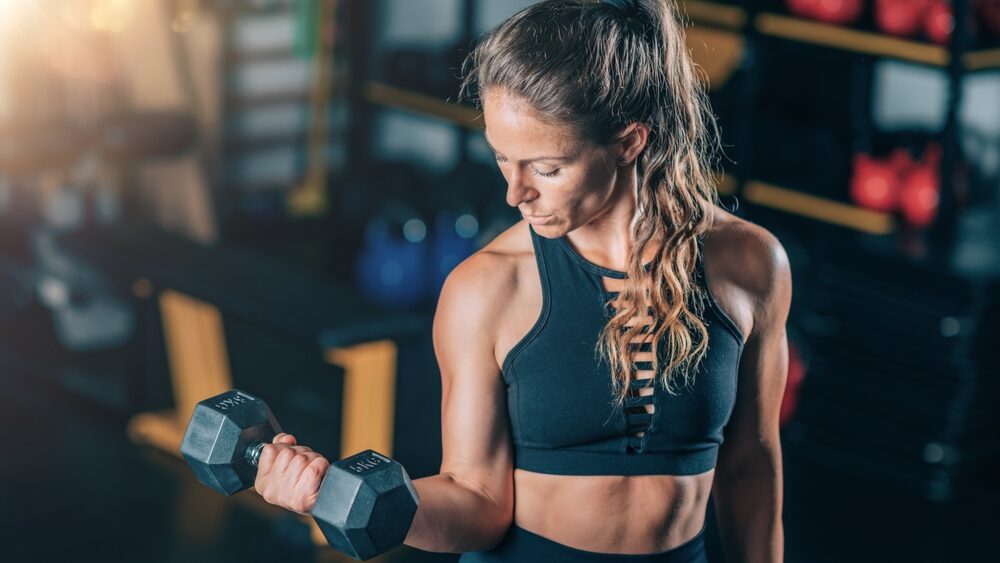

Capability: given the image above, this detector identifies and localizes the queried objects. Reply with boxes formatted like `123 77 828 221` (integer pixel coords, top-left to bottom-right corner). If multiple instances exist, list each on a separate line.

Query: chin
529 222 568 239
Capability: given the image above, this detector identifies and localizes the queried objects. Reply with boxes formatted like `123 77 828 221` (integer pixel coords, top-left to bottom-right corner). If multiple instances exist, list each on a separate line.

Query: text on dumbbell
347 454 390 474
214 391 256 410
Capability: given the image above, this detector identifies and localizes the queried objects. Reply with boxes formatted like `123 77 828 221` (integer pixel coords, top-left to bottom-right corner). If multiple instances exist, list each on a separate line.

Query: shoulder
433 221 533 343
701 209 792 338
443 220 532 299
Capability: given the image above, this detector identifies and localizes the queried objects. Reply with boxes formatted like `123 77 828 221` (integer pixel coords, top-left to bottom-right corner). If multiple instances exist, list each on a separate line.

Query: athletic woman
253 1 790 561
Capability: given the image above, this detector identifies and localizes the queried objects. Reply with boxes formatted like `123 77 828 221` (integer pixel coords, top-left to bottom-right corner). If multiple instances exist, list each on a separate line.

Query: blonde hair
460 0 724 406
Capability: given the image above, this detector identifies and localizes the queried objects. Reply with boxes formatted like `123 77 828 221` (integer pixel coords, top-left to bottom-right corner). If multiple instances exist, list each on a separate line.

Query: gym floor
1 313 997 563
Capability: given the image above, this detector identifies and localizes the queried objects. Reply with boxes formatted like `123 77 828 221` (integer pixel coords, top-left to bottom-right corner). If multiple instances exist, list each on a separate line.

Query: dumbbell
180 389 419 560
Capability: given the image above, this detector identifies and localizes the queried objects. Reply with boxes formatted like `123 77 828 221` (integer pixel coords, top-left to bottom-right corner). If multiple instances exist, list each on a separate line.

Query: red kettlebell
898 143 942 228
786 0 822 19
891 146 918 179
812 0 865 25
850 152 902 213
925 0 955 45
876 0 933 37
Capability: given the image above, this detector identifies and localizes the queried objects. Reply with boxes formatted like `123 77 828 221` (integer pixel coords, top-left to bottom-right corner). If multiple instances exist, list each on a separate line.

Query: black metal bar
456 0 478 166
732 2 761 217
931 0 973 252
849 57 874 156
345 0 376 170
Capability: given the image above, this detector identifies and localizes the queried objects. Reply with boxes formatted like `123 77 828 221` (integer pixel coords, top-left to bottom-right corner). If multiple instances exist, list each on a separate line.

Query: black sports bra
501 227 745 476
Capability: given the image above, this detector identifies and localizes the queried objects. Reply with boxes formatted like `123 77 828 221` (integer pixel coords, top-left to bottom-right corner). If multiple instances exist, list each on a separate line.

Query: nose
504 168 537 209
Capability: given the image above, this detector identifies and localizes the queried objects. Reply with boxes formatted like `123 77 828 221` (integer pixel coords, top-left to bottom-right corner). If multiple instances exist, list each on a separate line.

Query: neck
565 166 651 272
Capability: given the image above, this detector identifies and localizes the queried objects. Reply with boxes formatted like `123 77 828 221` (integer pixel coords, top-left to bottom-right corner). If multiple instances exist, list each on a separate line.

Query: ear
615 122 650 166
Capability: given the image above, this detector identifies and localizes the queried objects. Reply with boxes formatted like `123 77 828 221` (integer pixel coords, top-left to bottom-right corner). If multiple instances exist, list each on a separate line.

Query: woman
254 1 790 561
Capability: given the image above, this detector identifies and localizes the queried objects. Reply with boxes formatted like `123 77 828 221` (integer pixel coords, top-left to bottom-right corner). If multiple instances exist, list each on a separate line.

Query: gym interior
0 1 998 561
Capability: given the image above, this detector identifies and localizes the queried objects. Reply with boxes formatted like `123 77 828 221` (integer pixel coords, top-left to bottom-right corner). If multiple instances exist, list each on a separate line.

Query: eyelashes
493 155 560 178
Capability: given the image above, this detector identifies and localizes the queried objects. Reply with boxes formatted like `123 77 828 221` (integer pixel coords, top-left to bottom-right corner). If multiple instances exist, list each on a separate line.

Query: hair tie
604 0 641 17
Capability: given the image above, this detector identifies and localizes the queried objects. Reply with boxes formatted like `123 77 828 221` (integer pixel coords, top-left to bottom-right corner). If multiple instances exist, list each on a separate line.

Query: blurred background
0 0 998 561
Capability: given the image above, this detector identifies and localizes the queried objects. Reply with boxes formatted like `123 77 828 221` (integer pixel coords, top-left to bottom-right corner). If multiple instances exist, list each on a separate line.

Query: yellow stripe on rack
744 181 895 234
365 81 484 130
756 13 949 67
683 1 747 30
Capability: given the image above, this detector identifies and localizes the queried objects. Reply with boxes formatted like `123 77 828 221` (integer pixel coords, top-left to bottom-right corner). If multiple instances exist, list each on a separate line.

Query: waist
512 468 714 556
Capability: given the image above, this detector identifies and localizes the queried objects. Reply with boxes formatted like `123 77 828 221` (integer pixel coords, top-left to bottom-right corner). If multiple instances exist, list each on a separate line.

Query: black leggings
458 524 708 563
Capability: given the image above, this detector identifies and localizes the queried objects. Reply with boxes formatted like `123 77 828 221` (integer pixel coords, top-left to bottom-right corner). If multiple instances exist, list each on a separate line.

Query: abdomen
511 468 714 554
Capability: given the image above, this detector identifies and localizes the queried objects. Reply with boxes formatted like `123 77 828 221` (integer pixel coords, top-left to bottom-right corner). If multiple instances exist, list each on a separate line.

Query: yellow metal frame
717 173 738 196
743 180 896 235
756 13 949 67
127 290 233 451
287 0 339 217
964 48 1000 71
364 81 484 130
683 1 747 30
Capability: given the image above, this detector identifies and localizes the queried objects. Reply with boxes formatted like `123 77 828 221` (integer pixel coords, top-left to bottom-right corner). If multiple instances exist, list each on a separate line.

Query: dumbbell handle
245 441 268 468
243 442 387 474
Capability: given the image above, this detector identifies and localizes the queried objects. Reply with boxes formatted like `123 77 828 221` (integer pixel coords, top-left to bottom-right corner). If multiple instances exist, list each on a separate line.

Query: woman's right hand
254 433 331 515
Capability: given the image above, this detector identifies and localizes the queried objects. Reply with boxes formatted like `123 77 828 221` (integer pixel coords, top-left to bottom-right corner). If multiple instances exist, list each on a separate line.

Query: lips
524 214 554 225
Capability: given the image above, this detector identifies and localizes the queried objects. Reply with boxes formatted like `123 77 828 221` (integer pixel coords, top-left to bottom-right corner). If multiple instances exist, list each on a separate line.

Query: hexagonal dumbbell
180 389 420 560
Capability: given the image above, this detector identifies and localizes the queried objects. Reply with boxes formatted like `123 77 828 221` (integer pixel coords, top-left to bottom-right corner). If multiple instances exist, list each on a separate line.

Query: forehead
481 89 583 156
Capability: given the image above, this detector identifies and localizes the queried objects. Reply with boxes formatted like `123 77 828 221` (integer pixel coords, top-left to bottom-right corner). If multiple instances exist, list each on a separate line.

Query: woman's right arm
404 252 516 553
253 252 516 552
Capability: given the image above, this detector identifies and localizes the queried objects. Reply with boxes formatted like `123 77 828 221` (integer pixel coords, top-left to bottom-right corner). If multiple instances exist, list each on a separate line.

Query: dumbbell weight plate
312 450 420 561
180 390 282 495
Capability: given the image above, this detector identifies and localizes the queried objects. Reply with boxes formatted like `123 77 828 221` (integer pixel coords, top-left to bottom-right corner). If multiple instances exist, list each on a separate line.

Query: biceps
434 328 513 506
440 369 513 499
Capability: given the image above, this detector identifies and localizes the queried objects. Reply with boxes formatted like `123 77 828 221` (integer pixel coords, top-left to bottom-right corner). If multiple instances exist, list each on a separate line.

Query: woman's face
482 89 625 238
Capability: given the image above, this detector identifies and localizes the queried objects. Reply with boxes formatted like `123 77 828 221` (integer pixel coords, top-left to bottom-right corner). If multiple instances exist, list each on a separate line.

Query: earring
618 158 630 167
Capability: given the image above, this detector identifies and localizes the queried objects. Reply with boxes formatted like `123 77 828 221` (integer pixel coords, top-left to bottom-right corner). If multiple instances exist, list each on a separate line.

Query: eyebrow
483 133 575 163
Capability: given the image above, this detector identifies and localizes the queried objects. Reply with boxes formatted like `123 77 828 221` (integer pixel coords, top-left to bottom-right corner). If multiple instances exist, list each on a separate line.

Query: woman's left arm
711 228 792 563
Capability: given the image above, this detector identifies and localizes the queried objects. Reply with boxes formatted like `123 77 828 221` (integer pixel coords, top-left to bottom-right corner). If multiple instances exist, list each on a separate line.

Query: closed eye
493 154 560 178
